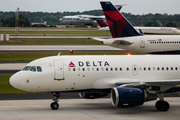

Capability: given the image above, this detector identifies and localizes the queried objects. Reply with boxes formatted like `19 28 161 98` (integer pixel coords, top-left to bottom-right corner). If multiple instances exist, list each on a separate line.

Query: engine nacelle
111 87 145 107
79 93 108 99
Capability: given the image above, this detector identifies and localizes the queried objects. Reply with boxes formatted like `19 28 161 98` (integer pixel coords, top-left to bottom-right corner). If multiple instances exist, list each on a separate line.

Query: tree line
0 14 31 27
0 10 179 27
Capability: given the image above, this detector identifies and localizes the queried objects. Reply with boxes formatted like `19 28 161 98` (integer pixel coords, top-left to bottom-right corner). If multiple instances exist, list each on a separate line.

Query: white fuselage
60 15 105 24
103 35 180 54
135 27 180 35
99 27 180 35
10 55 180 93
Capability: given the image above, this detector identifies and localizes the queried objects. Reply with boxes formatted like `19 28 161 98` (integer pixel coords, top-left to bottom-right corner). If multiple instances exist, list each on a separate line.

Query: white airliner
60 5 123 26
60 15 105 25
99 26 180 35
93 2 180 54
10 54 180 111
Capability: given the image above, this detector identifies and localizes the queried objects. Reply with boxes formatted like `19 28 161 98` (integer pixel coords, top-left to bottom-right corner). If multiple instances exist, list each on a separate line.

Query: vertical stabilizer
96 20 108 27
100 1 141 38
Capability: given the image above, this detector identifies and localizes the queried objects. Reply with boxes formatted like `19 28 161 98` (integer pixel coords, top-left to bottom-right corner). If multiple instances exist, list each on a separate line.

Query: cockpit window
30 66 36 72
23 66 42 72
23 66 31 71
37 66 42 72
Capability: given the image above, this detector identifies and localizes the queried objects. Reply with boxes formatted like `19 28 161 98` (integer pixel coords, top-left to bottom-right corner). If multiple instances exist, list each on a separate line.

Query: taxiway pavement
9 36 110 39
0 45 124 52
0 98 180 120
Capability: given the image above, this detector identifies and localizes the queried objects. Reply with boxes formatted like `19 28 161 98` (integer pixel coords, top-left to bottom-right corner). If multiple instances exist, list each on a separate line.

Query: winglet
57 52 61 56
100 1 142 38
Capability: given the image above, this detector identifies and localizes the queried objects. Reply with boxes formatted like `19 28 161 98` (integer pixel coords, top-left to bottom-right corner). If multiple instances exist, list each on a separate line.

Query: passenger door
54 60 64 80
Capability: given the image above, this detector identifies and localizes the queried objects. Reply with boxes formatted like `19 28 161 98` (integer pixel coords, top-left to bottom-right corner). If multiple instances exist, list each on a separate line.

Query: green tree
165 22 177 27
144 21 162 27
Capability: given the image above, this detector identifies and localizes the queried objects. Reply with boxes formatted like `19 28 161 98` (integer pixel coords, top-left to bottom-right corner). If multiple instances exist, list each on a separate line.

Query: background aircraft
59 5 123 26
60 15 105 26
93 2 180 54
99 25 180 35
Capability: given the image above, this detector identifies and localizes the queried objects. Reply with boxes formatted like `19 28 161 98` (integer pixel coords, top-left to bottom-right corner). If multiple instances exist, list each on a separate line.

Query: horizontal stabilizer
112 40 133 45
92 37 107 42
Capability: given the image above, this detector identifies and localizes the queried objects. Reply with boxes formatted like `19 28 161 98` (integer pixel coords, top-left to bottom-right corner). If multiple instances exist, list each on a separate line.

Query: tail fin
96 20 108 27
100 1 141 38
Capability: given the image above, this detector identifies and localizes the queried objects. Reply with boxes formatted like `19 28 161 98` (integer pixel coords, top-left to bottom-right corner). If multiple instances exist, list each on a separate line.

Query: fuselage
99 27 180 35
60 15 105 25
10 55 180 93
103 35 180 54
135 27 180 35
60 15 95 24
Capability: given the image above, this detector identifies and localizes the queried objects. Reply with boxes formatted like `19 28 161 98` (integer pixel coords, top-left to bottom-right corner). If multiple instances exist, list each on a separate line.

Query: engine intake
111 87 145 107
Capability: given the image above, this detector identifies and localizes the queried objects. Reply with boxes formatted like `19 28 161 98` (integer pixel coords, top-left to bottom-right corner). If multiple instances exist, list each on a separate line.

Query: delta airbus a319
10 52 180 111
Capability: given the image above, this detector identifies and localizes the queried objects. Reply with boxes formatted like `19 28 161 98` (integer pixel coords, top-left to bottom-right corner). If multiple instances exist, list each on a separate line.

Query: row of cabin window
69 67 179 72
139 67 178 71
69 67 122 72
150 41 180 44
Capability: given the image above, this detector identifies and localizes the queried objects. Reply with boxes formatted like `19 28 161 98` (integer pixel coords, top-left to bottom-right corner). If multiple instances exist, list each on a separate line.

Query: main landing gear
51 92 60 110
155 94 170 111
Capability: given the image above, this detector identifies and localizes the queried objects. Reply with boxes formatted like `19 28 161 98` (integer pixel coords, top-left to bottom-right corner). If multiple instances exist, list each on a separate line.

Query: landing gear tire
51 102 59 110
51 92 60 110
155 100 170 111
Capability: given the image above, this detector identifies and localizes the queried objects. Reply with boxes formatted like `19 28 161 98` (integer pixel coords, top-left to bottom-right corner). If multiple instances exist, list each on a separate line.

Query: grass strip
0 31 111 36
0 52 144 62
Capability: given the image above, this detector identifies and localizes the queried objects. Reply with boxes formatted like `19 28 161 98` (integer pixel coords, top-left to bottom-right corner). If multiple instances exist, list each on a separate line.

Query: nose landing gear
51 92 60 110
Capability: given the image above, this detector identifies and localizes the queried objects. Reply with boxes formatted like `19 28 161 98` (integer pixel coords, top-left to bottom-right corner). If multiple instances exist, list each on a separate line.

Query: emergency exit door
132 65 138 76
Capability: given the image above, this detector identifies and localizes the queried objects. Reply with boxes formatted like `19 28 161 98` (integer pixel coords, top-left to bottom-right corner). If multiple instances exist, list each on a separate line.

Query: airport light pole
15 7 19 41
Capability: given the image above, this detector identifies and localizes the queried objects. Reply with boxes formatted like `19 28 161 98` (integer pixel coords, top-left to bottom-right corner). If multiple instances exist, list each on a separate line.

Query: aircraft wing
115 79 180 86
115 79 180 93
79 15 105 20
88 16 105 20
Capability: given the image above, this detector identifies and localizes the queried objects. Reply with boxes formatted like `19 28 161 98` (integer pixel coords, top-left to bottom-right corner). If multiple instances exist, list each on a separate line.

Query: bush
31 24 47 27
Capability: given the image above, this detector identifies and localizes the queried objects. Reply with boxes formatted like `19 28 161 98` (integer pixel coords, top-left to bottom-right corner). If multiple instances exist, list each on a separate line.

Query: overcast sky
1 0 180 15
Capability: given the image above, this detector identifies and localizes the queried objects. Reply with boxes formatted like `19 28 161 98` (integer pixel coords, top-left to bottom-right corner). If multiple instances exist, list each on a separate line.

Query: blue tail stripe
121 22 142 37
101 2 117 11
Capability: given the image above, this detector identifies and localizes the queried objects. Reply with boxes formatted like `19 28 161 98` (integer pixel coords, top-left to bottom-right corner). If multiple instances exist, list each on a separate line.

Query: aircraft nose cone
9 73 19 89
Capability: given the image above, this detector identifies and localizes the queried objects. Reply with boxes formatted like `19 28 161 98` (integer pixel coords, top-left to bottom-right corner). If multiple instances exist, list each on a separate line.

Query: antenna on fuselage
57 52 61 56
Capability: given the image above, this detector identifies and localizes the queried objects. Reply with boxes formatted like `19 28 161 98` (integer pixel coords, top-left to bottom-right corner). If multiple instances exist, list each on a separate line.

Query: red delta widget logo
68 61 110 67
68 62 75 67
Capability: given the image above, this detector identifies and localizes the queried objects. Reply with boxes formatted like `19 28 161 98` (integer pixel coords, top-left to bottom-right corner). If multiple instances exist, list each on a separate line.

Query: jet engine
111 87 157 107
79 92 108 99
